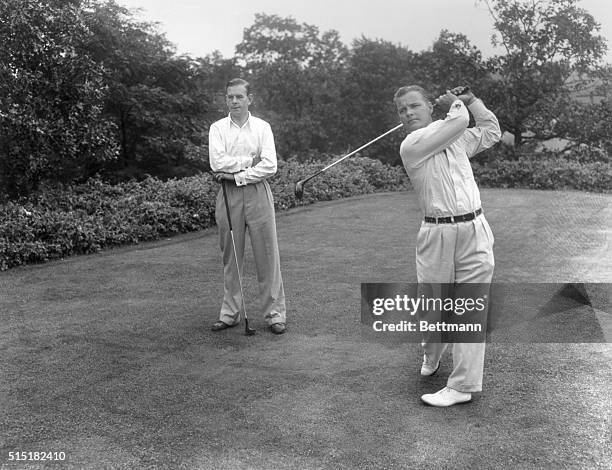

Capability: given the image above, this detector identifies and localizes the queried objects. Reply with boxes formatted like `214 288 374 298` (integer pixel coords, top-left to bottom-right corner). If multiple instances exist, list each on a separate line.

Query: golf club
221 180 256 336
294 123 403 199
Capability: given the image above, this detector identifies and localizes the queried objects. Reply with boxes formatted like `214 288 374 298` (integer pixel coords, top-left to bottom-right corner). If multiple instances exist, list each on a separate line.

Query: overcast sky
116 0 612 62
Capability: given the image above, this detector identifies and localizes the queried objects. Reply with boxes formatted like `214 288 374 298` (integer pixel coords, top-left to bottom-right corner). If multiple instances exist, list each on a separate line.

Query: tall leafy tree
340 37 416 163
193 51 242 117
0 0 117 198
413 30 489 98
237 13 347 69
189 52 243 169
296 32 487 164
235 13 349 156
526 84 612 155
84 0 210 179
481 0 608 146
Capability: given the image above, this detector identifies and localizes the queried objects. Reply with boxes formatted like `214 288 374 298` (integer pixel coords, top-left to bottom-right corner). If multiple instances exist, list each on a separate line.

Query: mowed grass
0 189 611 469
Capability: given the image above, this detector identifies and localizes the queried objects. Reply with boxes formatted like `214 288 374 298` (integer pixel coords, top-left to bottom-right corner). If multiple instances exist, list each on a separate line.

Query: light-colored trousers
416 214 495 392
215 180 286 326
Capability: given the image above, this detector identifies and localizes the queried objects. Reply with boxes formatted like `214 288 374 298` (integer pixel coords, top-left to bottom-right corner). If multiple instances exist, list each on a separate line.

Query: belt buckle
450 215 455 224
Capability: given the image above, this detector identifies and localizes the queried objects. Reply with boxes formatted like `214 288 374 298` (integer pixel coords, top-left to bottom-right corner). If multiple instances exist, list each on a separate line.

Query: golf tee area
1 189 611 469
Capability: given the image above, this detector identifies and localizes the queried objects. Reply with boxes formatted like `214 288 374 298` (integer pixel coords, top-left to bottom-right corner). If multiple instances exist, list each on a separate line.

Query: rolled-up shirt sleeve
233 121 277 186
209 121 253 173
459 99 502 158
400 100 470 169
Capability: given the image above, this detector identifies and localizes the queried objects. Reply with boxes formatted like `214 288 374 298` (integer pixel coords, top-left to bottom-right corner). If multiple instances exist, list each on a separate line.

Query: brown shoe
270 323 286 335
211 321 238 331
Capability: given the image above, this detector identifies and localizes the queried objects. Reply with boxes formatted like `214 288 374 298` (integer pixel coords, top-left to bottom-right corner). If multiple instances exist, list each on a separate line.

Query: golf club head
245 319 256 336
294 180 304 199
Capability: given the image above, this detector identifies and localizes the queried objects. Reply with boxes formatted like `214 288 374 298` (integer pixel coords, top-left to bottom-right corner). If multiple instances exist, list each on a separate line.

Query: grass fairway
1 189 611 469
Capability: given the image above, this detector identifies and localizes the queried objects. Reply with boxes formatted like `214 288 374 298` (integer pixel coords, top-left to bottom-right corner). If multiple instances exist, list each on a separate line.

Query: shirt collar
229 112 251 129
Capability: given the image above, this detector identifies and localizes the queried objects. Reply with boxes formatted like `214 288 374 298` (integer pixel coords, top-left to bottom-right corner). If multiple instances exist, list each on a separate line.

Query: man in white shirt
209 78 287 334
394 85 501 406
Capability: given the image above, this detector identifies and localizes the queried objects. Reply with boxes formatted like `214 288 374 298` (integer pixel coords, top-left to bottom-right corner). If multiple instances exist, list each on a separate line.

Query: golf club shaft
221 181 250 323
302 123 403 185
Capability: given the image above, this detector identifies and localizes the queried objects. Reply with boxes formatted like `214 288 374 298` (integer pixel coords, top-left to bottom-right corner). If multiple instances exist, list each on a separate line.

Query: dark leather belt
424 208 482 224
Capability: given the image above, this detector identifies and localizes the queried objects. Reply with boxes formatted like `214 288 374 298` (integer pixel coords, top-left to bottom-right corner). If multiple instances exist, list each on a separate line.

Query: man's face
226 84 252 121
394 91 433 133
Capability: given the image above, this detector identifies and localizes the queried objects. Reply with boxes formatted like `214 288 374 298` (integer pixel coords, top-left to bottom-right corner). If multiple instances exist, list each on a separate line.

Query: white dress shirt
209 113 277 186
399 99 501 217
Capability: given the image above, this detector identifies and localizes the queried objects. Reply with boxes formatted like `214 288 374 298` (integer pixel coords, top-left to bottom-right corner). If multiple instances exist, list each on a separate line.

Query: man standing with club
394 85 501 406
209 78 287 335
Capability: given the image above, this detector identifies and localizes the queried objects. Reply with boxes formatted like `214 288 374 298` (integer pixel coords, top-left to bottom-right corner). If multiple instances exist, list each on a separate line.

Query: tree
236 13 347 69
335 32 491 164
83 0 211 179
481 0 608 147
340 37 416 163
235 13 349 156
192 51 242 117
527 90 612 156
0 0 117 199
413 30 489 99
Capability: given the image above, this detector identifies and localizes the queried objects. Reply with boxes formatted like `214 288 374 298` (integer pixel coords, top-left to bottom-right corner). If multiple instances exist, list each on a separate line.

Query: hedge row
0 176 219 270
0 157 410 270
472 154 612 192
1 153 610 271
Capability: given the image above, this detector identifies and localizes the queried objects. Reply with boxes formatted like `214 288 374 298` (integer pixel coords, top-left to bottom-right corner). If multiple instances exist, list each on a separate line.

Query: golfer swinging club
394 85 501 406
209 78 287 335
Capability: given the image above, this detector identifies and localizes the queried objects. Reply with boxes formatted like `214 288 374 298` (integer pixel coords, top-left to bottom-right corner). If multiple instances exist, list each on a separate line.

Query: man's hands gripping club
434 86 476 111
213 153 262 183
213 172 235 183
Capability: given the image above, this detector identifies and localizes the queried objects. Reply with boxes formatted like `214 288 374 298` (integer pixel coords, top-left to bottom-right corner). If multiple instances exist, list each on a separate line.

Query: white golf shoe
421 386 472 407
420 354 440 376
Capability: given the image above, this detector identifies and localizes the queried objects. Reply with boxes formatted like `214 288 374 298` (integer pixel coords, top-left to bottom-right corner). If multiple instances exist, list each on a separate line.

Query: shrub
270 157 410 209
472 152 612 192
1 151 609 271
0 175 218 270
0 158 410 270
